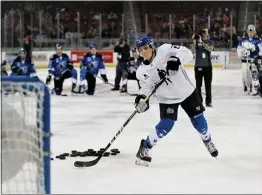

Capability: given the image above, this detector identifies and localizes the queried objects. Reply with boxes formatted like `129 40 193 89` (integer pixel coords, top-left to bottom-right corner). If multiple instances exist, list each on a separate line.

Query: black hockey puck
103 153 110 157
59 156 66 160
111 153 117 155
111 149 119 152
97 151 103 154
100 148 105 151
51 158 54 160
80 153 87 157
87 149 94 152
60 153 69 157
75 152 82 156
56 156 62 159
71 150 78 154
111 149 120 153
70 154 77 157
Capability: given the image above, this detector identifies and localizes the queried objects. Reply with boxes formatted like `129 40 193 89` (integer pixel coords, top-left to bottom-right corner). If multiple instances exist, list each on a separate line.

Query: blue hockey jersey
237 38 262 59
48 53 71 77
10 56 37 77
80 53 106 76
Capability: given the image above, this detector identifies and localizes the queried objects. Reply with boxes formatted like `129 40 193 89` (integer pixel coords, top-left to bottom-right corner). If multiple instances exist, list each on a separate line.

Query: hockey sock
144 119 175 148
190 113 211 141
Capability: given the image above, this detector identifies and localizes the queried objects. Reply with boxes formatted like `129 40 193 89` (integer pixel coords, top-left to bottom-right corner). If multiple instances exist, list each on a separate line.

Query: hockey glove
135 94 149 113
46 75 52 84
166 56 181 74
101 74 108 83
67 62 74 70
11 65 23 75
17 69 23 75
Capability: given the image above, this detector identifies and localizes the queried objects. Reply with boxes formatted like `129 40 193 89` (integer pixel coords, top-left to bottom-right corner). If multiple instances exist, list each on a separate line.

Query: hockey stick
96 76 137 96
74 73 169 168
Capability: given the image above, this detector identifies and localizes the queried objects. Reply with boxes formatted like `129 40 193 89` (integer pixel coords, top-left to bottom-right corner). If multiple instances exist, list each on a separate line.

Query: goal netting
1 76 51 194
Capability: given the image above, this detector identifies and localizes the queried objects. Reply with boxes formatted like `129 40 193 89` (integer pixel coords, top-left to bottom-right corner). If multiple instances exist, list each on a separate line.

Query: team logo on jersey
143 74 150 80
196 106 200 111
166 107 174 114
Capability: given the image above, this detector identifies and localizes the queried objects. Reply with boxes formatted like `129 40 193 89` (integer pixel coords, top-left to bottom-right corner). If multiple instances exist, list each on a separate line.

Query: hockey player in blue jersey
10 48 38 78
78 44 108 95
46 44 78 95
237 24 262 95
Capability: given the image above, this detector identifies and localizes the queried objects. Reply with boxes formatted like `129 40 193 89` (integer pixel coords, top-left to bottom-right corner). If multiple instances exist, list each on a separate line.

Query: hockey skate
203 139 218 157
71 83 77 93
78 85 85 94
135 139 152 167
120 85 127 93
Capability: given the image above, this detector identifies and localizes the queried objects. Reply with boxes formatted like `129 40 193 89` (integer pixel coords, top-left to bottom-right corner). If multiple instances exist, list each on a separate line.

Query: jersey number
171 44 180 49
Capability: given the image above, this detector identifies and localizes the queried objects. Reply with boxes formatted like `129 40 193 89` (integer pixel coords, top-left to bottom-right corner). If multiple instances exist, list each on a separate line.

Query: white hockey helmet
247 24 256 33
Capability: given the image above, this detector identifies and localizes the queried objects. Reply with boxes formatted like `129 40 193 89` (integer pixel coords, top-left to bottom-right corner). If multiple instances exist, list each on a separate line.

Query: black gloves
166 56 181 74
46 75 52 84
101 74 108 83
67 62 74 70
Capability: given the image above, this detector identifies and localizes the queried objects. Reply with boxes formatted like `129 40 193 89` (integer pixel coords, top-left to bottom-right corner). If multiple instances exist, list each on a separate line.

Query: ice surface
38 68 262 194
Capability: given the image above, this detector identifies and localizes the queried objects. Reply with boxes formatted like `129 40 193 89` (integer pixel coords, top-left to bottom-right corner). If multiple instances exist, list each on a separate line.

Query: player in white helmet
134 36 218 166
237 24 262 96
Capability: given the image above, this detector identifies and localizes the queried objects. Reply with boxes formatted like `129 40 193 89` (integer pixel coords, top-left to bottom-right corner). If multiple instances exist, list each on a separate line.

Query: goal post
1 76 51 194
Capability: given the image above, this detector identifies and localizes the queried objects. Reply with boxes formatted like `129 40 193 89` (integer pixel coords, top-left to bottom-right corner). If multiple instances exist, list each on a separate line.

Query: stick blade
74 158 100 167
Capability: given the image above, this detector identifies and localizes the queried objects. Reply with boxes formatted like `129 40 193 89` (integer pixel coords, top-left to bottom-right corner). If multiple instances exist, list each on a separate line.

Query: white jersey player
237 24 262 95
134 36 218 166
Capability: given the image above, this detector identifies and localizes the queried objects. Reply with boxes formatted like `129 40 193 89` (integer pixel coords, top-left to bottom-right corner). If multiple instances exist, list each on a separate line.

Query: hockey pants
54 68 77 94
80 68 96 94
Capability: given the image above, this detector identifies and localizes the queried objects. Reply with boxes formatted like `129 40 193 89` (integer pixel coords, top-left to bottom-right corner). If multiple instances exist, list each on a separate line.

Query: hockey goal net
1 76 51 194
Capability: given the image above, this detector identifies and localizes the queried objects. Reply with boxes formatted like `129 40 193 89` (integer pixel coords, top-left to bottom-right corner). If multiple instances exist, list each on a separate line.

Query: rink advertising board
1 50 231 69
185 51 225 68
71 50 113 64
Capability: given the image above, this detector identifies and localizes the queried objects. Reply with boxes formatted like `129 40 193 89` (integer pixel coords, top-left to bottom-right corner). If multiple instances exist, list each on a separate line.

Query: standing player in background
46 44 78 95
111 37 130 91
1 60 8 76
78 44 108 95
237 24 262 96
124 48 144 91
134 37 218 166
254 56 262 97
10 48 38 78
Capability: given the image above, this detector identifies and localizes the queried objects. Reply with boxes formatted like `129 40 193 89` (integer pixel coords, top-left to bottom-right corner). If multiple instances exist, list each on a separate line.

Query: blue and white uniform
237 24 262 95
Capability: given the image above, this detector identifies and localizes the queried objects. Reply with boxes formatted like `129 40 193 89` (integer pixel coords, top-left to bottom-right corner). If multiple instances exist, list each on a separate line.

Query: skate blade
135 158 150 167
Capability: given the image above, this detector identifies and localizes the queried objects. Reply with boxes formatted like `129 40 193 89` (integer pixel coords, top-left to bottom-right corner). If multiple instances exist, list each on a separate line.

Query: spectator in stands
23 34 32 60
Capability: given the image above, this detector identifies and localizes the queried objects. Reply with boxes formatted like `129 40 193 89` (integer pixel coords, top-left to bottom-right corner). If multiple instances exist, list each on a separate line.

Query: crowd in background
1 1 262 49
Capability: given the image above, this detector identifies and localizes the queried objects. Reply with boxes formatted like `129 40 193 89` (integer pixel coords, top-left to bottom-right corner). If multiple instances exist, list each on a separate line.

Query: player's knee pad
155 119 175 138
190 113 208 134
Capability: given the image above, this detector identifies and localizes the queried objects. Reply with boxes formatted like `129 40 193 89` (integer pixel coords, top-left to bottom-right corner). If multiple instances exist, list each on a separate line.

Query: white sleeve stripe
99 69 106 75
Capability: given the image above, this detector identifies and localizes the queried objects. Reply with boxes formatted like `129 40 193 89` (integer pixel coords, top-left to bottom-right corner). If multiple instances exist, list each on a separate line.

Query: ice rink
38 67 262 194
